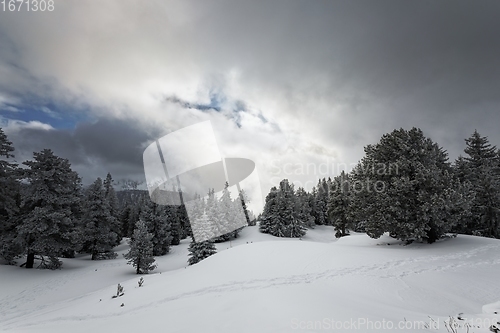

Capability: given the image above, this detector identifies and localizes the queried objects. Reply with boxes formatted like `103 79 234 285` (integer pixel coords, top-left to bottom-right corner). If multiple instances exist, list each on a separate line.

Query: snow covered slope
1 226 499 333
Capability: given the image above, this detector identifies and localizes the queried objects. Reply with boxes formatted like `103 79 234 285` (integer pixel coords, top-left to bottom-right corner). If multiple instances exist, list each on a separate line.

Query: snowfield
0 226 499 333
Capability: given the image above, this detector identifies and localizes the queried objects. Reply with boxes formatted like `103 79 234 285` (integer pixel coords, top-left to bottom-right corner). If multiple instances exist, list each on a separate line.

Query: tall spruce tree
351 128 467 243
215 183 233 241
177 203 192 240
259 180 306 238
81 178 118 260
212 182 244 242
205 188 222 238
140 198 172 256
103 173 122 246
307 188 318 226
119 203 134 238
461 130 500 237
259 187 279 235
18 149 83 268
278 180 306 237
190 194 219 242
125 219 156 274
0 128 22 262
328 171 354 238
187 193 205 223
188 213 217 265
313 179 330 225
127 201 142 238
239 189 252 226
295 187 315 228
166 205 182 245
115 188 145 238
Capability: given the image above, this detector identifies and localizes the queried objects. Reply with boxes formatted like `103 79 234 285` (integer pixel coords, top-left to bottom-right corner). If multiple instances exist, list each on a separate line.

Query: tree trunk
91 240 97 260
494 210 499 239
26 251 35 269
62 249 75 258
426 224 439 244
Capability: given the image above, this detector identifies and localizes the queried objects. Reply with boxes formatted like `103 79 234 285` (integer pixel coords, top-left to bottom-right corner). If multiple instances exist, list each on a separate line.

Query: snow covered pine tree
103 173 122 246
18 149 83 269
139 198 172 256
125 219 156 274
351 128 468 243
259 179 306 238
328 171 355 238
460 130 500 237
0 128 22 262
188 212 217 265
81 177 118 260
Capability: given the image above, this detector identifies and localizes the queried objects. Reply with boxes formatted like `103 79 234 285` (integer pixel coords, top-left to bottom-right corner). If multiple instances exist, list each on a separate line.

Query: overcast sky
1 0 500 211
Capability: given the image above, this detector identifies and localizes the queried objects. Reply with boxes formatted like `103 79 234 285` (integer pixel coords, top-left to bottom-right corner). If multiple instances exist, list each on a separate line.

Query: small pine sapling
112 283 124 298
138 277 144 287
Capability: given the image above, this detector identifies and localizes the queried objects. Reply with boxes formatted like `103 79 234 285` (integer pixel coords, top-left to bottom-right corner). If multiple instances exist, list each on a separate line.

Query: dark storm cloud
5 118 154 184
193 0 500 99
74 118 151 167
9 127 85 165
190 0 500 140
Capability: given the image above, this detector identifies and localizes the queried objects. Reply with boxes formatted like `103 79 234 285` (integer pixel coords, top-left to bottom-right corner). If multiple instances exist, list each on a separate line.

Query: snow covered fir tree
349 127 469 243
259 179 307 238
80 177 118 260
17 149 83 268
187 212 217 265
0 128 21 263
103 173 122 246
124 219 156 274
185 183 255 265
457 130 500 237
139 198 172 256
327 171 354 238
187 238 217 265
213 182 246 242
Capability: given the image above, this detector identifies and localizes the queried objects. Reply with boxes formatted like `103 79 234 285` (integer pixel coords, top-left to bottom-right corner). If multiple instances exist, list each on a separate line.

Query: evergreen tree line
259 128 500 243
0 128 192 269
187 183 253 265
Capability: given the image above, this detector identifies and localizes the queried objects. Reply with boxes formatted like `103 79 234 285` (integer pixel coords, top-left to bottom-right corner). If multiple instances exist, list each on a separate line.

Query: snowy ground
0 226 499 332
